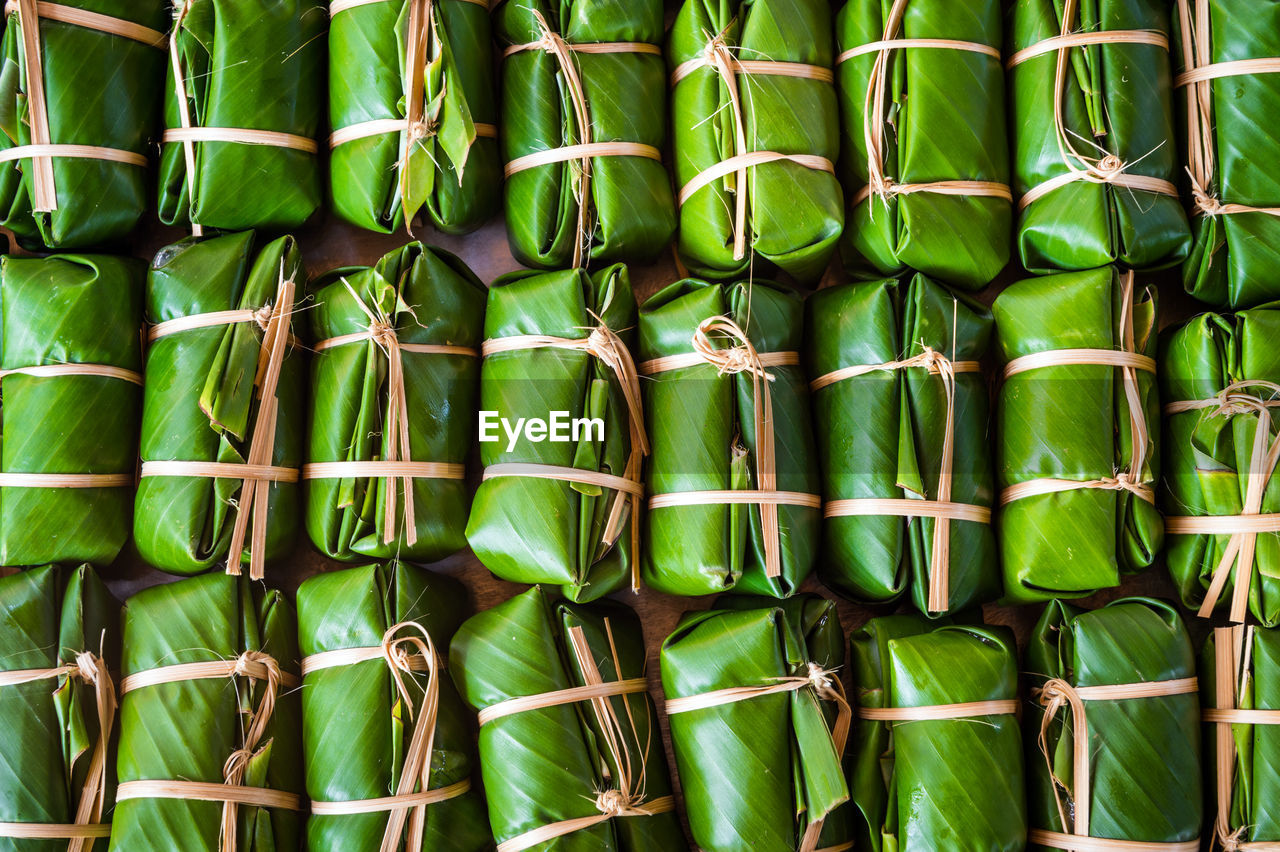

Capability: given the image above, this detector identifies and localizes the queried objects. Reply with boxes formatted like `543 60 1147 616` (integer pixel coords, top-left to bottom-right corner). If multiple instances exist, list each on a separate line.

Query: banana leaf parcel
1162 306 1280 626
494 0 674 269
135 231 305 579
451 585 685 852
836 0 1011 290
0 254 143 567
0 0 166 249
1175 0 1280 308
661 596 851 852
110 572 303 852
0 565 118 849
1025 598 1201 851
298 562 492 852
466 266 645 602
639 279 821 597
993 267 1162 604
1008 0 1190 273
307 243 485 563
669 0 843 284
807 274 998 615
1202 625 1280 850
848 616 1024 852
158 0 326 233
329 0 499 235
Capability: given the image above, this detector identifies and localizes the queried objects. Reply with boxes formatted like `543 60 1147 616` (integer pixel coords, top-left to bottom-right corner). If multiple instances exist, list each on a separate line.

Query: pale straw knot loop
692 316 776 381
1095 154 1125 179
595 788 630 816
805 662 836 693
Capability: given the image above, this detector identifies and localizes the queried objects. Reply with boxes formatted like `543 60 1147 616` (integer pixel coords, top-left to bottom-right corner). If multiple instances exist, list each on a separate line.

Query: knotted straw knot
702 34 733 66
72 651 102 685
805 662 835 692
408 118 437 142
252 304 275 331
234 650 279 682
1192 183 1223 217
1095 154 1126 180
369 320 399 350
595 788 631 816
222 747 257 780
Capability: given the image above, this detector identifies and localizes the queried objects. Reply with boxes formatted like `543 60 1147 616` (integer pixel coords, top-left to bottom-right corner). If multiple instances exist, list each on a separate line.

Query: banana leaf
297 562 492 852
158 0 326 232
0 564 118 851
1175 0 1280 308
848 616 1024 852
466 266 639 602
836 0 1010 290
1009 0 1190 273
1201 625 1280 848
0 0 166 249
329 0 499 234
308 243 485 563
135 231 306 576
110 572 303 852
806 274 998 614
1161 306 1280 625
494 0 674 269
660 595 849 852
450 585 686 852
993 267 1163 604
1025 598 1201 849
639 279 820 597
0 254 143 567
669 0 843 284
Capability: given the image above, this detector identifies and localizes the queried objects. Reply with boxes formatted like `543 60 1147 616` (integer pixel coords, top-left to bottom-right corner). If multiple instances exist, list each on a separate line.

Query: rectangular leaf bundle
836 0 1010 290
1175 0 1280 308
0 565 118 849
308 243 485 563
0 0 166 248
848 616 1024 852
0 254 143 567
807 274 998 615
494 0 674 269
135 231 305 578
110 572 304 852
1009 0 1190 273
669 0 843 284
466 266 642 602
993 267 1162 604
450 586 685 852
660 596 850 852
1161 306 1280 626
298 562 492 852
639 279 820 597
328 0 499 234
158 0 326 232
1025 598 1201 850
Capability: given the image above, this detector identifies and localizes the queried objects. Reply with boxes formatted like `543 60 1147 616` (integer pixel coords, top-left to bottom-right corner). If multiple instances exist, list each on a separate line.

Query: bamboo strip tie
859 698 1017 721
140 263 298 581
0 652 116 852
641 316 819 580
1164 381 1280 623
1033 674 1199 852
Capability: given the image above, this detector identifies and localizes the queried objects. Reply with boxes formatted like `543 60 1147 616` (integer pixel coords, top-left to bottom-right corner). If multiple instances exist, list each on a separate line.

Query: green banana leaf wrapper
806 274 998 614
1175 0 1280 308
135 231 305 576
640 279 820 597
993 267 1163 604
660 595 850 852
848 615 1025 852
0 1 166 249
298 562 492 852
158 0 326 231
329 0 499 234
1025 598 1201 849
451 586 686 852
1201 626 1280 848
0 564 119 851
669 0 843 284
466 266 639 602
1009 0 1190 272
0 254 143 567
309 243 485 563
836 0 1010 290
1161 306 1280 625
111 572 303 852
494 0 674 268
